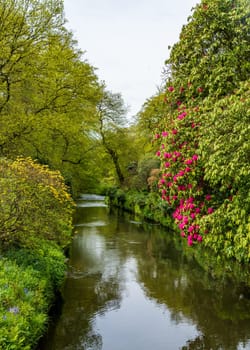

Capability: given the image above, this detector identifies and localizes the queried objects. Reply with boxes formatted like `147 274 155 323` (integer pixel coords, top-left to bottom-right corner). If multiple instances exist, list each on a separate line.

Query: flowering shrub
0 157 75 249
145 0 250 262
154 85 216 246
152 78 250 262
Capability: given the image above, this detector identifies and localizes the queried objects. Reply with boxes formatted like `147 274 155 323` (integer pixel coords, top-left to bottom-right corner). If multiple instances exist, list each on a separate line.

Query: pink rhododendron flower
156 151 161 156
165 162 170 168
205 194 211 201
195 208 201 214
173 175 178 182
207 207 214 214
179 222 186 230
164 152 172 159
177 112 187 120
159 179 165 184
168 86 174 92
172 129 178 135
174 151 181 158
181 231 186 237
197 235 203 242
192 154 198 161
155 134 160 139
187 184 193 189
185 159 193 165
190 213 196 219
162 131 168 137
188 225 195 233
187 236 193 246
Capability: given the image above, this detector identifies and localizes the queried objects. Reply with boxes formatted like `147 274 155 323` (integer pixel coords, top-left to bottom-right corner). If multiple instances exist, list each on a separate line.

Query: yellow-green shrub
0 157 75 249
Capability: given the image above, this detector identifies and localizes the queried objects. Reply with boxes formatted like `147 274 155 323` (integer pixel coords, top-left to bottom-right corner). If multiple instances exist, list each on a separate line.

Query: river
38 194 250 350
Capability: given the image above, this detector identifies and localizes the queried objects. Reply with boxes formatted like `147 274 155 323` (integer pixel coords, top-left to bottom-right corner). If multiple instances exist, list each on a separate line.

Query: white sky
63 0 199 120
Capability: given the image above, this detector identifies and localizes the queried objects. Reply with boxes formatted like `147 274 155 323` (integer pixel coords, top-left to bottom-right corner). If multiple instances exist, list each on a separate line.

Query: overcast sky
63 0 199 119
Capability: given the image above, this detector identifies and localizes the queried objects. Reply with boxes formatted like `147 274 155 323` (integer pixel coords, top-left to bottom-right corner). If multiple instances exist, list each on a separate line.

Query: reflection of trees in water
181 335 212 350
81 332 103 350
42 268 123 350
40 205 250 350
182 334 250 350
136 231 250 350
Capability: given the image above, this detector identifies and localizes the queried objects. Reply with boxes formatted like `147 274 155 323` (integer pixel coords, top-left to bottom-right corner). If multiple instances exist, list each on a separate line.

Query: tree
0 0 104 195
142 0 250 261
164 0 250 98
96 91 128 186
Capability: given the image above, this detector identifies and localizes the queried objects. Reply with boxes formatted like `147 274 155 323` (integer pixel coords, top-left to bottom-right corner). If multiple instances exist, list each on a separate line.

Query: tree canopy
137 0 250 262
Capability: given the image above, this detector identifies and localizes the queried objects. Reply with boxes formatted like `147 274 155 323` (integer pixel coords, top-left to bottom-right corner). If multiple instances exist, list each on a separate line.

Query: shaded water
39 195 250 350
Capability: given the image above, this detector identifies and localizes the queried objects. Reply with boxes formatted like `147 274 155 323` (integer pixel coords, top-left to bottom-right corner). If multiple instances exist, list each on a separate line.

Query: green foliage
199 81 250 261
129 155 160 191
0 242 66 349
137 0 250 262
108 189 174 228
165 0 250 97
0 0 104 196
0 157 74 249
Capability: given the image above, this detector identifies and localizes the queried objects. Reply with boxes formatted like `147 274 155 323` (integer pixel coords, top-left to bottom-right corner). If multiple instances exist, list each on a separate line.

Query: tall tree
97 91 128 186
0 0 104 195
138 0 250 261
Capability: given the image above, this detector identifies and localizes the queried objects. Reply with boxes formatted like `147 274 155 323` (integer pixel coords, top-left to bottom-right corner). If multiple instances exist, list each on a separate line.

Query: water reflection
38 197 250 350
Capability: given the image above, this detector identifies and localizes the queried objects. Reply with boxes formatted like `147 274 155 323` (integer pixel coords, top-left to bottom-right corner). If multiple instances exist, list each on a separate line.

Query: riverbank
0 158 74 349
107 188 250 286
0 243 66 349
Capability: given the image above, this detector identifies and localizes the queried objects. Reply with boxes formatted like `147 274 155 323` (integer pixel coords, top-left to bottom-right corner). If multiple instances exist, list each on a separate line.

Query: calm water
38 195 250 350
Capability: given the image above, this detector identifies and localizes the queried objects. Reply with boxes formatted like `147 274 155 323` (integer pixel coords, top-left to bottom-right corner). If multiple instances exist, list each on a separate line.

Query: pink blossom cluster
155 84 215 246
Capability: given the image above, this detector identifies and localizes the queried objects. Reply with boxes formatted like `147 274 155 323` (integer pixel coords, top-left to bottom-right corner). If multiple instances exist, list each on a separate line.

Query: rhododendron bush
147 0 250 262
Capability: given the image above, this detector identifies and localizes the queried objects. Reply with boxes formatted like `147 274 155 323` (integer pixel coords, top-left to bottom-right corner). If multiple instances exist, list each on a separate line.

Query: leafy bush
0 157 75 249
0 242 66 350
145 0 250 262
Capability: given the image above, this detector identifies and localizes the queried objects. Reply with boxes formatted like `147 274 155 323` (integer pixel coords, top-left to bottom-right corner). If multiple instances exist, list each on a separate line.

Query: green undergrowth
106 188 174 228
0 241 66 350
0 157 74 349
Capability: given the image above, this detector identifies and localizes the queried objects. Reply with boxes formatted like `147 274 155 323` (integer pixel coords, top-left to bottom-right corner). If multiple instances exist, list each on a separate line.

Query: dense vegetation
0 157 74 349
135 0 250 263
0 0 249 347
